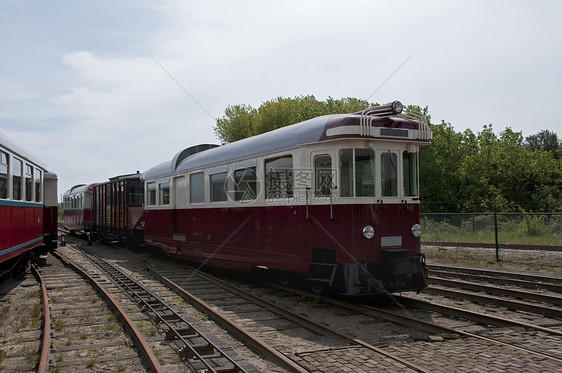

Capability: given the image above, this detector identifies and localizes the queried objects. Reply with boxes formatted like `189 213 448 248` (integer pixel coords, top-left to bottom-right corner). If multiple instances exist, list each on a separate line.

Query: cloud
2 0 562 199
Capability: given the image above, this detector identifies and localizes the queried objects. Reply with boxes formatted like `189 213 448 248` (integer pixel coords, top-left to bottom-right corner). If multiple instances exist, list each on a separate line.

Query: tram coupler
87 232 92 246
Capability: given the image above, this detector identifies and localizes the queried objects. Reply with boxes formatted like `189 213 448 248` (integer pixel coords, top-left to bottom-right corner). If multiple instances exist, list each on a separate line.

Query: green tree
214 104 257 144
213 95 372 143
215 96 561 212
525 129 560 152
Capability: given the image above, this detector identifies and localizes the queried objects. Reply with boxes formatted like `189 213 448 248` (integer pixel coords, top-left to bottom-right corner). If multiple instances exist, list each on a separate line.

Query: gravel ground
422 244 562 275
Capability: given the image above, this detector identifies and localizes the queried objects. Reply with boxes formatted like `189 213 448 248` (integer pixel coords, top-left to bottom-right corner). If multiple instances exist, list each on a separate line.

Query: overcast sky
1 0 561 199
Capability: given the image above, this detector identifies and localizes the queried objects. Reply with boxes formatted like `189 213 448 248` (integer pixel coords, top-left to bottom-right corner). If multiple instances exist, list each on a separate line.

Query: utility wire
147 52 216 121
366 51 416 102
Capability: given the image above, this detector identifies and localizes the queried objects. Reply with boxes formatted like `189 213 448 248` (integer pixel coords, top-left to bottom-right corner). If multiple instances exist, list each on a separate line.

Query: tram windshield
339 148 419 198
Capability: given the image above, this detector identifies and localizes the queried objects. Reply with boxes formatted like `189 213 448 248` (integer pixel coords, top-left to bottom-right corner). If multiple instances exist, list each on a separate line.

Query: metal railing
420 212 562 262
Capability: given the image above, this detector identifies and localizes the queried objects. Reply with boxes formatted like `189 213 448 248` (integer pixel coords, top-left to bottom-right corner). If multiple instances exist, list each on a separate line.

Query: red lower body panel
144 204 427 294
0 203 44 264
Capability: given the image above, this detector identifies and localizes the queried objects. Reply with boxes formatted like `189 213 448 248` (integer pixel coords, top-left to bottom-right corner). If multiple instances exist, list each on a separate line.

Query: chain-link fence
420 212 562 264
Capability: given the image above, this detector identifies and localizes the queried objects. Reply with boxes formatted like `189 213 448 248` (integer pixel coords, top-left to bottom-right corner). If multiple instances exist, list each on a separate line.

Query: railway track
38 250 160 372
421 263 562 322
0 269 44 371
81 241 431 373
75 247 247 373
96 242 561 372
427 263 562 292
258 280 562 364
4 236 558 372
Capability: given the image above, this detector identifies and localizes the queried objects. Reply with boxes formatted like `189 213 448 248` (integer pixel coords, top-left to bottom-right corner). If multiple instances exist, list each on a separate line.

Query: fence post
494 205 499 261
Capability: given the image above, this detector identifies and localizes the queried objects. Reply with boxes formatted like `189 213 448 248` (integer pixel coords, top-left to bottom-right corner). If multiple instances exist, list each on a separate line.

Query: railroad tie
167 326 197 339
178 343 215 359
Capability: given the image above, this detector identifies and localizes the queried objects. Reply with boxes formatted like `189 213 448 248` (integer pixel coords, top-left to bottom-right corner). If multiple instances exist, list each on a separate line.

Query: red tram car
0 132 58 277
142 101 432 295
63 183 97 235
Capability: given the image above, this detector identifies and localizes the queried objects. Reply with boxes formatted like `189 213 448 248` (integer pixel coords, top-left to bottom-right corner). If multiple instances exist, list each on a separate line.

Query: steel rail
30 264 50 373
51 250 164 373
428 268 562 293
264 282 562 363
425 286 562 319
76 247 246 373
148 260 432 373
141 261 308 373
427 264 562 285
395 295 562 337
142 261 310 373
428 276 562 306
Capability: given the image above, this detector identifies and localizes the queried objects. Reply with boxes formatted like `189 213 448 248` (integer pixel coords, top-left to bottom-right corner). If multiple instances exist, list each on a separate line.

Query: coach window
355 149 375 197
340 149 353 197
13 158 22 200
234 167 257 201
265 155 293 199
147 182 156 206
381 152 398 197
314 155 333 196
403 151 418 197
210 171 227 202
130 183 144 206
25 164 33 201
190 172 204 204
159 180 170 205
35 169 42 202
0 151 8 199
339 149 375 197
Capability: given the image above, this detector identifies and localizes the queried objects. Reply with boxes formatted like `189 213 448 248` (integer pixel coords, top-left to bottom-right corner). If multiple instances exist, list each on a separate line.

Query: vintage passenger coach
142 101 432 295
0 132 58 276
63 183 97 235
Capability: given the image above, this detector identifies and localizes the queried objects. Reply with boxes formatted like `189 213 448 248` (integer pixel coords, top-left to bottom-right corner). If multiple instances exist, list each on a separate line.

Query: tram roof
142 114 333 180
142 108 427 181
0 131 48 170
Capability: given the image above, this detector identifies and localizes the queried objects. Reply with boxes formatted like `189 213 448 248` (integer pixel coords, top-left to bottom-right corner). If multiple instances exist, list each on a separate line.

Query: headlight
363 225 375 239
411 224 422 237
392 100 404 114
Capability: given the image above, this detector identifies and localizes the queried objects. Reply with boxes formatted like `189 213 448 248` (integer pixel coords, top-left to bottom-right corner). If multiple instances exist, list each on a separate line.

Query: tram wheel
309 282 326 294
278 274 291 286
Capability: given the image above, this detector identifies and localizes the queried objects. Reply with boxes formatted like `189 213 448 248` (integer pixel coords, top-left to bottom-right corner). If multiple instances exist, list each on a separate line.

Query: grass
421 214 561 247
31 304 41 319
54 319 64 331
106 313 119 321
84 356 98 368
21 348 38 365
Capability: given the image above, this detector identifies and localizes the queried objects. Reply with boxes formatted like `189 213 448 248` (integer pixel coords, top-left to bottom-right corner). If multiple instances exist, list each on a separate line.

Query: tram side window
159 180 170 205
25 164 34 201
340 149 353 197
190 172 204 204
314 155 333 196
13 158 22 200
265 155 293 199
0 151 8 199
35 169 42 202
355 149 375 197
147 182 157 206
403 151 418 197
234 167 257 201
381 152 398 197
210 172 227 202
